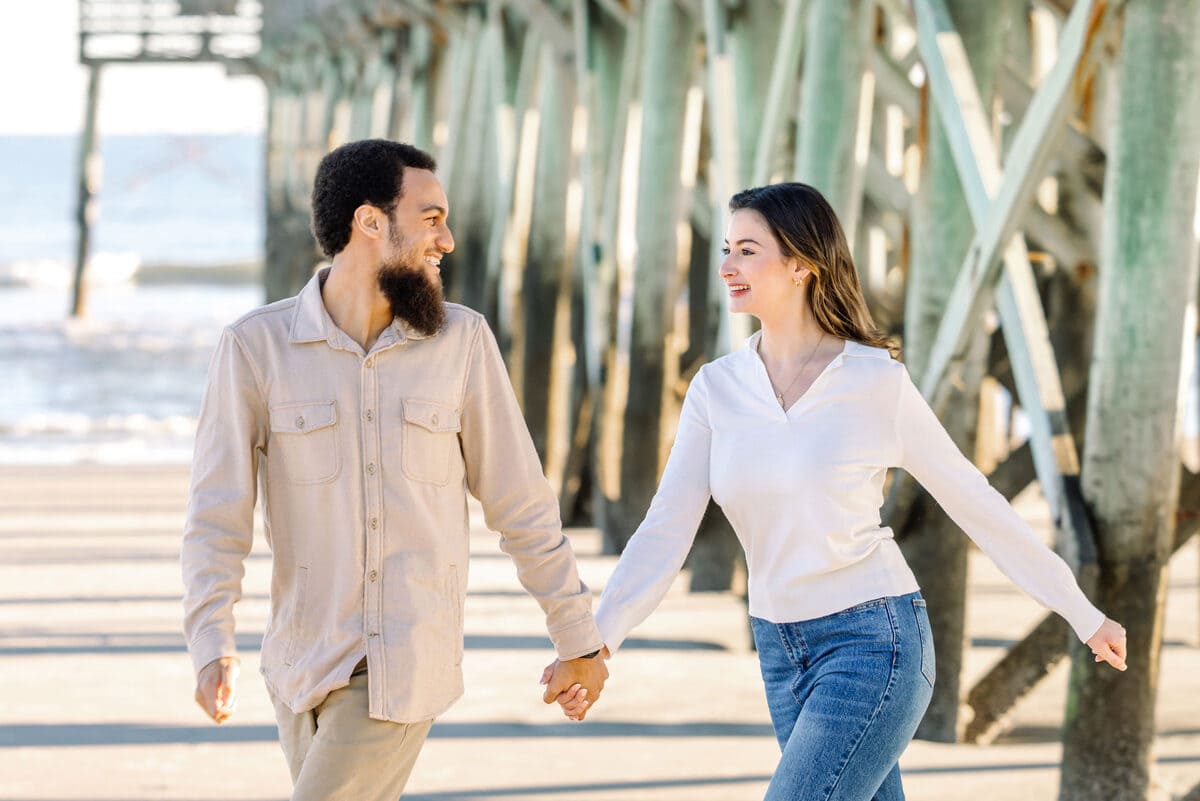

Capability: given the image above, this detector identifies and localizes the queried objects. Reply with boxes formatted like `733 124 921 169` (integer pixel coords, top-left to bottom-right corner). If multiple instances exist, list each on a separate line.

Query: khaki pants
269 664 433 801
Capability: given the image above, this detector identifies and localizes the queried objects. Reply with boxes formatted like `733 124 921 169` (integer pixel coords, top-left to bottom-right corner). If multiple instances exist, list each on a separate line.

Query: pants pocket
912 597 936 689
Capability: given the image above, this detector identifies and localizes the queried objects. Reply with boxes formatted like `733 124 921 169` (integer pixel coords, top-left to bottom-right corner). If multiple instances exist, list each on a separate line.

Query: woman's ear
791 260 814 287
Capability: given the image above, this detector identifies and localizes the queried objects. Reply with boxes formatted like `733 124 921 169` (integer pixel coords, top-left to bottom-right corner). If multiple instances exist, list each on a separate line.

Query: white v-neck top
594 332 1104 652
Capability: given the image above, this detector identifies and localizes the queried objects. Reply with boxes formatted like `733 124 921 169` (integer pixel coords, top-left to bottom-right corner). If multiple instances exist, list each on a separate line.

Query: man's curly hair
310 139 438 258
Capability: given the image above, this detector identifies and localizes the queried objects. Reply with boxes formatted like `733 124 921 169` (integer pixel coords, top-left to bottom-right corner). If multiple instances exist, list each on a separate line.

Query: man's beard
377 256 446 337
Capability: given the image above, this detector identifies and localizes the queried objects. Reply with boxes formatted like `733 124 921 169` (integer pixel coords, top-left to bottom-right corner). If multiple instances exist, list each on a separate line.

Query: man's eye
720 247 730 255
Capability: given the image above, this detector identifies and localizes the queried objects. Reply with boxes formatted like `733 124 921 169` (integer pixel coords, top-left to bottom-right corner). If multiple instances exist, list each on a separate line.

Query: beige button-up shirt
182 268 603 722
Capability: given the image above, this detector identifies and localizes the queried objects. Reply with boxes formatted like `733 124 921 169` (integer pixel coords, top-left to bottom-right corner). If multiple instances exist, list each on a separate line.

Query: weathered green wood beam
751 0 805 186
593 0 643 371
592 0 632 27
869 47 918 121
914 0 1109 312
701 0 744 355
1061 3 1200 793
908 0 1114 568
997 62 1106 189
794 0 870 226
496 36 545 370
840 2 880 247
435 11 482 185
485 9 539 329
369 29 399 139
562 0 602 520
505 0 575 54
573 0 628 397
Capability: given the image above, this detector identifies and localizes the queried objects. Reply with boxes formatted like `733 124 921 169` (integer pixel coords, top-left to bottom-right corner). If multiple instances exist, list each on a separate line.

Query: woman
545 182 1127 801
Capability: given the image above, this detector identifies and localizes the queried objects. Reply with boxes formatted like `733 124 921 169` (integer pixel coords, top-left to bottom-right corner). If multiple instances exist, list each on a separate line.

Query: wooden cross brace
897 0 1118 575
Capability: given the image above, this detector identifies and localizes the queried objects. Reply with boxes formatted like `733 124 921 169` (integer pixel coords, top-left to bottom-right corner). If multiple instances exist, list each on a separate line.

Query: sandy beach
0 462 1197 800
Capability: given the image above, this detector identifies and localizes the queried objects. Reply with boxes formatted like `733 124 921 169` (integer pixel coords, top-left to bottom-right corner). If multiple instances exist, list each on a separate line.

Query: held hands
539 646 610 721
1086 618 1128 672
195 656 240 724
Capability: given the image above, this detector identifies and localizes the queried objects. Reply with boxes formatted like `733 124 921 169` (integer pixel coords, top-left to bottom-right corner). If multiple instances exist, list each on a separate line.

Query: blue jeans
751 593 935 801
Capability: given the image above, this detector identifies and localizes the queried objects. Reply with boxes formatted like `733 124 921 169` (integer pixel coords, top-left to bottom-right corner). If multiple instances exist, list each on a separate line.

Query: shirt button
367 463 376 475
368 632 379 638
369 570 378 581
365 358 374 368
369 517 379 530
365 409 374 422
295 416 305 429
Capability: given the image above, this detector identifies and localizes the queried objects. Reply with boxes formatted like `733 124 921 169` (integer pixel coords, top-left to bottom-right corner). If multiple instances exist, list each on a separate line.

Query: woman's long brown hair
729 183 898 358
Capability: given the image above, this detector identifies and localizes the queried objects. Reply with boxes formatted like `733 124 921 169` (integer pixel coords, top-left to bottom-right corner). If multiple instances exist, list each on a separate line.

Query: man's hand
195 656 240 724
540 646 610 721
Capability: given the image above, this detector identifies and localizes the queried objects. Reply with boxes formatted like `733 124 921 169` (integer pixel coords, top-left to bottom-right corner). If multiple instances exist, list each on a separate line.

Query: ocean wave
0 412 197 438
0 253 143 288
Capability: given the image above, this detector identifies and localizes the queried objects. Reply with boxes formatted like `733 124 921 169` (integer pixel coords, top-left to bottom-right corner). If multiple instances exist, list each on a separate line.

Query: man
182 139 608 799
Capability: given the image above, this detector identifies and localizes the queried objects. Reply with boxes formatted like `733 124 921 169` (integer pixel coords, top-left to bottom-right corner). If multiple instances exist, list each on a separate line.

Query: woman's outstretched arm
893 363 1126 670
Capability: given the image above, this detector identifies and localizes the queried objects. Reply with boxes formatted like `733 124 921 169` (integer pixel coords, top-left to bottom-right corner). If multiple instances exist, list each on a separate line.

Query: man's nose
439 228 455 254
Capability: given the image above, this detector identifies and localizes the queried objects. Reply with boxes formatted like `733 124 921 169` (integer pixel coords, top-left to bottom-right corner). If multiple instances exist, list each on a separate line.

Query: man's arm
457 320 605 670
181 327 267 722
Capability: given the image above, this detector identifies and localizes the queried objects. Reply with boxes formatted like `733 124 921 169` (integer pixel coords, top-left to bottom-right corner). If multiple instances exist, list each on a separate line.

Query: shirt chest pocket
269 400 340 485
402 399 462 486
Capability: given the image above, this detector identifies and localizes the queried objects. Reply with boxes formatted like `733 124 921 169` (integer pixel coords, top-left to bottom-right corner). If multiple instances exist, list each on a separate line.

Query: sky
0 0 266 135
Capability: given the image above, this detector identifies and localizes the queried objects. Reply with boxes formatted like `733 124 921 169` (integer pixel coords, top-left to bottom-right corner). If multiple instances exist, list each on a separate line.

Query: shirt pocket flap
269 401 337 434
403 399 461 433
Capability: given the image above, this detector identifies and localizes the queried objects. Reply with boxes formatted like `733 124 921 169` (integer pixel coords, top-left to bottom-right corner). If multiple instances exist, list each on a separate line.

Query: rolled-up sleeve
181 327 268 676
458 320 603 660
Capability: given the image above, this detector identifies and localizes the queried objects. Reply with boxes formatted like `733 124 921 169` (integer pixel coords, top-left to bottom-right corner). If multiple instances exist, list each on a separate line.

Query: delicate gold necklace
761 332 826 409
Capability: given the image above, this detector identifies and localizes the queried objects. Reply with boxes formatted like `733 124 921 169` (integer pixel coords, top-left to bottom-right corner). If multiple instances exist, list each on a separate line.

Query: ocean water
0 134 265 464
0 133 263 273
0 283 264 464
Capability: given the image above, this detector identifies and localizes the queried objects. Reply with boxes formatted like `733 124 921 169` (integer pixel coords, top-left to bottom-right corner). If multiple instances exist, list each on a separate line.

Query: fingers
557 686 589 720
195 657 239 724
555 683 584 706
215 661 239 721
1086 619 1128 673
542 668 566 704
1091 641 1127 672
539 663 555 687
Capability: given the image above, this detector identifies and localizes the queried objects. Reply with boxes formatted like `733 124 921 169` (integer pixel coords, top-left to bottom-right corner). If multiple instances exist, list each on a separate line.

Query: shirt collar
742 330 890 365
288 266 439 348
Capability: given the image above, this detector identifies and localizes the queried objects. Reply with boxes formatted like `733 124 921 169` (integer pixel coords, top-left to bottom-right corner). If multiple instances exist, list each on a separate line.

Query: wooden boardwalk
1 463 1197 800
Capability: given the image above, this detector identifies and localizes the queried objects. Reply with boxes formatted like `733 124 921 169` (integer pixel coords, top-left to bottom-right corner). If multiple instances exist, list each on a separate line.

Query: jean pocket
912 598 936 688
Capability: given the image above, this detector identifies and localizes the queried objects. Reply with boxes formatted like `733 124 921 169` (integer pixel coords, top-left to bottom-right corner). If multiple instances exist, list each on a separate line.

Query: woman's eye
741 249 754 256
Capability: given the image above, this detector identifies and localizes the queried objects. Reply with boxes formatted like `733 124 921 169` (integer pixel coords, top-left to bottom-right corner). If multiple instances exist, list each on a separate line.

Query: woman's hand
1086 618 1127 671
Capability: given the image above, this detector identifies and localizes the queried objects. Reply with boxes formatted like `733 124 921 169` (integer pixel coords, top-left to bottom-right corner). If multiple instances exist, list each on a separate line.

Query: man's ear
353 205 384 240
